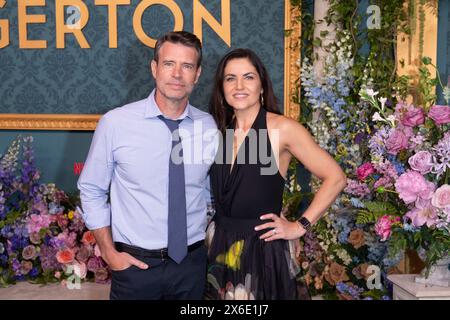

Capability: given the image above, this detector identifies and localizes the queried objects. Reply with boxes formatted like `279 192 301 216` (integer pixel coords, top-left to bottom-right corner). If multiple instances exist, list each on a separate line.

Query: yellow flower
216 240 244 271
67 211 74 220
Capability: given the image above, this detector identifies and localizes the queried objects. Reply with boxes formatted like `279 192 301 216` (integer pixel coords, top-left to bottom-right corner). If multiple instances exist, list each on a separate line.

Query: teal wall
0 131 93 193
0 0 287 193
0 0 285 113
437 0 449 104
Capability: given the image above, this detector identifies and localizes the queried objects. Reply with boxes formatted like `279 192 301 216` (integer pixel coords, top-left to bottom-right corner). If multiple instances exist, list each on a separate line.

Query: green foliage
356 201 398 224
418 63 438 110
388 226 450 276
361 289 386 300
294 0 447 300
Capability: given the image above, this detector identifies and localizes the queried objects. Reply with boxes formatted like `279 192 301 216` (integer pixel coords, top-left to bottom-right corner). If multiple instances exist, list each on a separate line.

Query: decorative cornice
0 114 100 130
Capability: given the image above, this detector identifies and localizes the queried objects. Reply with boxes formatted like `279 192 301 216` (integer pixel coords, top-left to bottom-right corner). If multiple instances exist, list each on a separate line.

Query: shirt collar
144 89 195 121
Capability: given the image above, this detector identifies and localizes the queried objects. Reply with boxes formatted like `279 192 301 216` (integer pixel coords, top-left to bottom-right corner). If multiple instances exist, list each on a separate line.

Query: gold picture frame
0 1 301 130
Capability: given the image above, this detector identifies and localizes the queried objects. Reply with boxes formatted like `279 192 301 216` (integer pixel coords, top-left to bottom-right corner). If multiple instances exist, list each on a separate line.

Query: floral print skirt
205 215 310 300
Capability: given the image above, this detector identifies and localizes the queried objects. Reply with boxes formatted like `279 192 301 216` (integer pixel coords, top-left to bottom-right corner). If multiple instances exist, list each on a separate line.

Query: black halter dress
205 107 309 300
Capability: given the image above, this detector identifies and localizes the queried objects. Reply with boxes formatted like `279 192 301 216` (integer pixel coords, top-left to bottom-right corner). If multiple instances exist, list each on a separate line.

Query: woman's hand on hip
254 213 306 241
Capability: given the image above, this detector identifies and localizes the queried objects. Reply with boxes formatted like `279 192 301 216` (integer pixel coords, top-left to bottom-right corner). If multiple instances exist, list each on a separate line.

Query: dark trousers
110 244 207 300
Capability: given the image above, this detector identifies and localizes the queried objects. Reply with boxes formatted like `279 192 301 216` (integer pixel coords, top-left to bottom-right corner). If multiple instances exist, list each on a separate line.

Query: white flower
378 97 387 111
366 88 379 97
386 115 397 127
372 112 384 122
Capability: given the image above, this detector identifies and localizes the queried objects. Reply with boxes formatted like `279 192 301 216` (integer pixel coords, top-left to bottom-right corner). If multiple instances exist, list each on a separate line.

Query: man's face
151 42 202 104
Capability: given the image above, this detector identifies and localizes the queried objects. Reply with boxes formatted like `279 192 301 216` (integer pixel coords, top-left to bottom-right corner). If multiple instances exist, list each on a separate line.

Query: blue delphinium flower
336 282 364 299
0 254 8 266
29 267 39 278
403 222 417 232
1 225 13 238
387 155 405 175
48 202 63 215
350 197 365 208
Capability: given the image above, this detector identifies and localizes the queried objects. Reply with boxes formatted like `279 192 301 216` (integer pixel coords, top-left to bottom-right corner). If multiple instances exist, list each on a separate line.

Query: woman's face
222 58 262 112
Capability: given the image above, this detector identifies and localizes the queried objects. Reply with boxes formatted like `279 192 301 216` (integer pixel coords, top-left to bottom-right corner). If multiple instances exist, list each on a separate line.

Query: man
77 31 218 299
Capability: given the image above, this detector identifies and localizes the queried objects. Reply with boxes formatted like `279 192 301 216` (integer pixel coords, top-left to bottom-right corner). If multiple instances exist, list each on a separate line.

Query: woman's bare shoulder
266 111 304 131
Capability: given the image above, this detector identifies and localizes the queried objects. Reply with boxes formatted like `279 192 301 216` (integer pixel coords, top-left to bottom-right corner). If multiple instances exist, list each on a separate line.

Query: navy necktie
158 115 187 264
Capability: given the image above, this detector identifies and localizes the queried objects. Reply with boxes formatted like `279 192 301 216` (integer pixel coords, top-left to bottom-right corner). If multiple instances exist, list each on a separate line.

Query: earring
260 94 264 106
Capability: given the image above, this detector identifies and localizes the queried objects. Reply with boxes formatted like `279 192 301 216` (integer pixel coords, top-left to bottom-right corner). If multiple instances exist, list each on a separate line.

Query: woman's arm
256 117 347 241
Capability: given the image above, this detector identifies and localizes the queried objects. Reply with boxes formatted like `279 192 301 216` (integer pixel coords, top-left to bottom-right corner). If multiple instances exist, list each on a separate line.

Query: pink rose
22 245 37 260
20 260 33 275
386 129 408 155
29 233 41 245
395 171 436 204
357 163 375 181
375 215 400 241
402 107 425 127
56 248 75 264
428 105 450 125
431 185 450 210
408 151 433 175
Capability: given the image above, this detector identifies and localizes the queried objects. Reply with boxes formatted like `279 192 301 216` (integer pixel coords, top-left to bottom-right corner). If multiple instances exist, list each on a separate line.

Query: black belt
114 240 204 260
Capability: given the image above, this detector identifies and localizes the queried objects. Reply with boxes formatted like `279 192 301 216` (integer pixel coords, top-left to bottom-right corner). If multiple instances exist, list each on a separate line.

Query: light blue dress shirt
77 89 218 250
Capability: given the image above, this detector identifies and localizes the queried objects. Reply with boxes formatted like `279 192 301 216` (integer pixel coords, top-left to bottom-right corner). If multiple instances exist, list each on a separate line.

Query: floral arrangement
347 81 450 275
295 21 398 299
295 208 400 300
294 0 449 298
0 136 110 287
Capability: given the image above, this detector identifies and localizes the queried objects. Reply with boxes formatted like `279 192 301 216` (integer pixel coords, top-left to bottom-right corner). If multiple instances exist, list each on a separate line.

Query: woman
206 48 347 300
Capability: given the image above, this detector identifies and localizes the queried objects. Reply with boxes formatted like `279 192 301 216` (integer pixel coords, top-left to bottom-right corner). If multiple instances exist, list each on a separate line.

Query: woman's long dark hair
209 48 281 133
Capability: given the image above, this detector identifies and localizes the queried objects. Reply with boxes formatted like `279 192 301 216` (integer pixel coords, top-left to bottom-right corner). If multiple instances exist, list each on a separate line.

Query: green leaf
320 30 329 38
363 201 397 214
